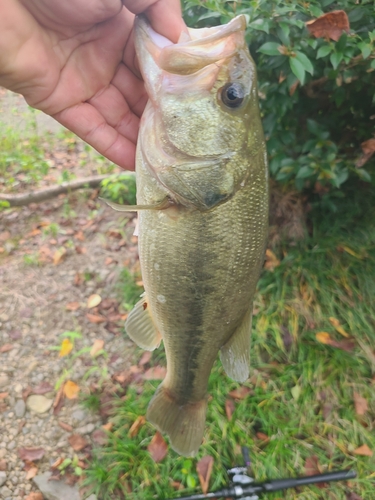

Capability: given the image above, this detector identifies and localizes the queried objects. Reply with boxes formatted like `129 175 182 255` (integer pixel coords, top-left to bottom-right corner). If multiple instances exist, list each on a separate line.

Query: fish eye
220 83 245 108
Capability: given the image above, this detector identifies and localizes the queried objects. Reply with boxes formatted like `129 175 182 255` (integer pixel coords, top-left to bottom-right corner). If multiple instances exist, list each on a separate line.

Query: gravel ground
0 195 140 499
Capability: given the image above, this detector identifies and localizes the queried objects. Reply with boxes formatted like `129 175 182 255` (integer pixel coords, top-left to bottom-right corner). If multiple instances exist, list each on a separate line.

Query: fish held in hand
125 14 269 456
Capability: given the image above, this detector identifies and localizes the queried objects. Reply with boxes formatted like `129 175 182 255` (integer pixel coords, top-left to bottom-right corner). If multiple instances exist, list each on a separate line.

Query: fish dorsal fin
220 307 252 382
125 294 162 351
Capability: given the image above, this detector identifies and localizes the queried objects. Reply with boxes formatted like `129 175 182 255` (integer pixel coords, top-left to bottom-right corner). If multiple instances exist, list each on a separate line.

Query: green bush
183 0 375 200
99 172 136 205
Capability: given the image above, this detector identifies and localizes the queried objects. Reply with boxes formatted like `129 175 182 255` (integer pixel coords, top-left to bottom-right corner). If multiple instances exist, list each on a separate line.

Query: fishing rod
166 447 356 500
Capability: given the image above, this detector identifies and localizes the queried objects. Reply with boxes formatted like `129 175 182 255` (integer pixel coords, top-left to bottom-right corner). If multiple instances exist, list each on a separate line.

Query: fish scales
122 14 269 456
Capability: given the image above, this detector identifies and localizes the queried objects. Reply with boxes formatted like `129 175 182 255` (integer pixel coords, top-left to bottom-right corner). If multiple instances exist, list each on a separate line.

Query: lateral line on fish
99 197 171 212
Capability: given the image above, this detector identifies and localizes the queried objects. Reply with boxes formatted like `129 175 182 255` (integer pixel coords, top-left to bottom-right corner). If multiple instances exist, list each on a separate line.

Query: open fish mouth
134 15 249 97
135 14 246 75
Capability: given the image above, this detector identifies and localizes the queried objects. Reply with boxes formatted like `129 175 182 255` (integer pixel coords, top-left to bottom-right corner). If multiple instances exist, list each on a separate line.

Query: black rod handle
257 470 357 493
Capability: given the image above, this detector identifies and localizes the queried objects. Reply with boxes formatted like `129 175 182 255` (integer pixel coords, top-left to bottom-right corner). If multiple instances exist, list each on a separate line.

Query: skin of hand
0 0 186 170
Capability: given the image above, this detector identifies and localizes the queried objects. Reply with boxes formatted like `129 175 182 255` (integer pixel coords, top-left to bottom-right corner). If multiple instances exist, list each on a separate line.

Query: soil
0 90 140 499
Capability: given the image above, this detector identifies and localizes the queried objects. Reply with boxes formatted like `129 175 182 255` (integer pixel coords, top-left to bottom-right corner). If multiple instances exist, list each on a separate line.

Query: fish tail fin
147 384 207 457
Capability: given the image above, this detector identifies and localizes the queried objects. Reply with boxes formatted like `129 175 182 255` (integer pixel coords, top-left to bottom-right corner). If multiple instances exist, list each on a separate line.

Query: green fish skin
125 14 269 456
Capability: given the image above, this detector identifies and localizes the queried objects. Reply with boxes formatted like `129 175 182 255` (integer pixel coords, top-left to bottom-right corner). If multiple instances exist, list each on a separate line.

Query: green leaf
249 19 270 34
358 42 372 60
330 52 343 69
317 45 332 59
295 51 314 75
258 42 282 56
371 59 375 69
289 57 306 85
296 166 315 179
291 385 301 401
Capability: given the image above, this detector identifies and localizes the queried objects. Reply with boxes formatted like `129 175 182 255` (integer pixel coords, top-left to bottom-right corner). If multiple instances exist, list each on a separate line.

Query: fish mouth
134 14 247 77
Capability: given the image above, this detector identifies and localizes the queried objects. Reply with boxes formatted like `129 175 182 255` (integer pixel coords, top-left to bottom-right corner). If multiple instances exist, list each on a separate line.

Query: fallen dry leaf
129 416 146 438
143 366 167 380
59 338 73 357
53 247 67 265
92 429 108 446
196 455 214 495
138 351 152 367
148 432 168 462
87 294 102 309
86 313 107 324
63 380 80 399
329 317 350 338
90 339 105 357
356 138 375 167
316 332 355 352
353 392 368 416
225 399 235 421
0 393 8 400
353 444 373 457
228 386 252 400
346 492 364 500
68 434 89 452
304 456 326 489
32 382 54 395
256 432 270 442
0 231 10 242
306 10 350 41
264 249 280 270
65 301 81 311
51 457 64 469
25 493 44 500
102 422 113 431
18 447 45 461
25 466 38 480
0 344 14 353
58 421 73 432
361 138 375 155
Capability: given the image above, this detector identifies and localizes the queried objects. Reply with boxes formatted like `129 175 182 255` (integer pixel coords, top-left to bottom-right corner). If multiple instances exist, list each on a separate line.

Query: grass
82 181 375 500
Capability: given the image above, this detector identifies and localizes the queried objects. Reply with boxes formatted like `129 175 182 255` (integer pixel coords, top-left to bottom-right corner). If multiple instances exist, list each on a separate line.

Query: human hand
0 0 185 170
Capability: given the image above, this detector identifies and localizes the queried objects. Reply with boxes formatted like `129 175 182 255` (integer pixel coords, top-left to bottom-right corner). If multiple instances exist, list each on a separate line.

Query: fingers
54 102 136 170
87 82 141 145
123 0 186 42
111 64 148 116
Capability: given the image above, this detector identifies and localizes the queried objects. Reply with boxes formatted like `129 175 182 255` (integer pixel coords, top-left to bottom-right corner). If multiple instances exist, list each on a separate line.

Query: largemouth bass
120 14 268 456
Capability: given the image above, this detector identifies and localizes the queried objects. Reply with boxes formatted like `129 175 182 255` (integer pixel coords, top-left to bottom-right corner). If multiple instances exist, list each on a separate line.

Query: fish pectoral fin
125 294 162 351
100 197 171 212
147 384 207 457
220 308 252 382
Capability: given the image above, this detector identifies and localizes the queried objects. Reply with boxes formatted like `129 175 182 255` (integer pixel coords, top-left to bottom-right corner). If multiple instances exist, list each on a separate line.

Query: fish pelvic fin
100 197 171 212
125 294 162 351
147 384 207 457
220 307 252 382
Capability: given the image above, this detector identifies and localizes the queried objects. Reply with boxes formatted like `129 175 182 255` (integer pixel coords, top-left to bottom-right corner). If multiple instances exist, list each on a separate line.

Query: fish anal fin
125 294 162 351
147 384 207 457
220 308 252 382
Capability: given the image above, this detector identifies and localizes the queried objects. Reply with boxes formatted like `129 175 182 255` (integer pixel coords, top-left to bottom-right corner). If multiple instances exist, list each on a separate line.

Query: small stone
0 374 9 388
71 409 86 424
0 485 11 496
0 449 6 459
26 395 53 414
14 383 23 393
7 441 16 450
0 471 6 487
75 423 95 435
14 400 26 418
33 472 81 500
